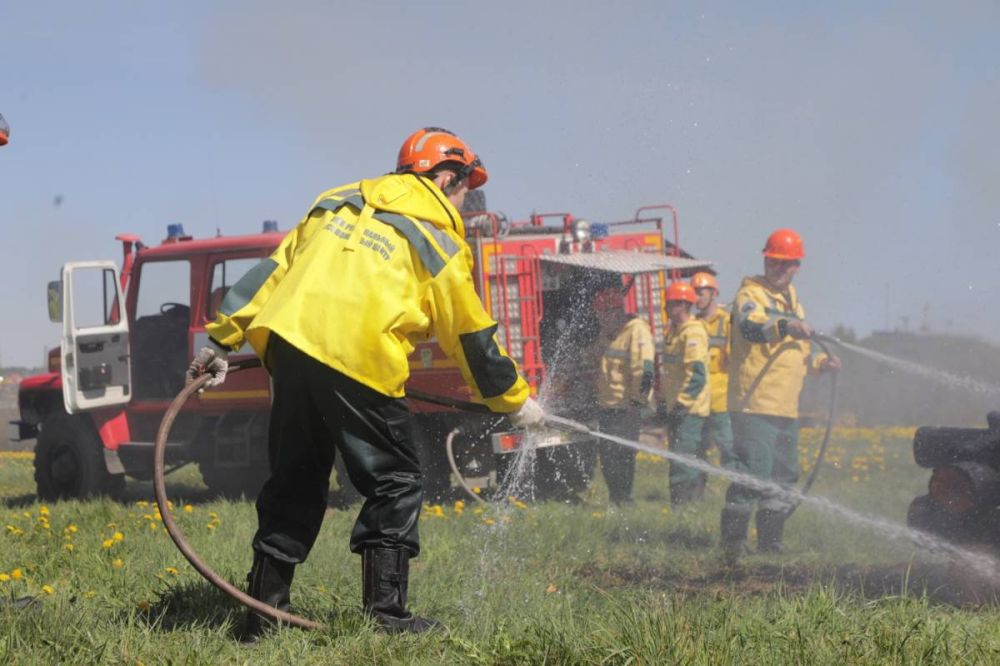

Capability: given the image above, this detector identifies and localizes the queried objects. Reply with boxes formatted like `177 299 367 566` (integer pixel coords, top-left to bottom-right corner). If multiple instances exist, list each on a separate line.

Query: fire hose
154 337 839 627
153 358 324 631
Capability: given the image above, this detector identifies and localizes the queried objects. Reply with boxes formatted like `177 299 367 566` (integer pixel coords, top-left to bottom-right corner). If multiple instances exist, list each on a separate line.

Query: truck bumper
8 420 38 442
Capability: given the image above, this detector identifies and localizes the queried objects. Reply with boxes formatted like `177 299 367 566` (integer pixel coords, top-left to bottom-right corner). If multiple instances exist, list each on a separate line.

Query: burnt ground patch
574 559 1000 607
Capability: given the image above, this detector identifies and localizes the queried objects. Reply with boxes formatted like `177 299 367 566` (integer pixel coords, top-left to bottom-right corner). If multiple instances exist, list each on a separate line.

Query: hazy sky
2 1 998 367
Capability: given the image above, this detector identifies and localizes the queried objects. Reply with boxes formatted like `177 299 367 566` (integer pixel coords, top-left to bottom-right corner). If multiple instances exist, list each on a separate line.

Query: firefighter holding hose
187 127 543 637
658 281 712 505
720 229 841 560
691 272 736 471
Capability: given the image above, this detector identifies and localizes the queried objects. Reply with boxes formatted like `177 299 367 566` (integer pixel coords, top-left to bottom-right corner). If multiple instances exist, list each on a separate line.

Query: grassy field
3 427 1000 664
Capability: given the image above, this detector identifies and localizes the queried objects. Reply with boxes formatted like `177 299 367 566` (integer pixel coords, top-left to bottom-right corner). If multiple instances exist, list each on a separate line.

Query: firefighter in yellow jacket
692 272 736 473
658 281 711 505
187 128 543 636
591 287 655 504
720 229 840 559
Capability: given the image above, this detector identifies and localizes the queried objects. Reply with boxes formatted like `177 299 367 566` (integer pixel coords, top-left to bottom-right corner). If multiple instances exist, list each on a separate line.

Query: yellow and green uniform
208 173 529 414
724 275 829 523
727 277 827 419
596 316 655 408
592 315 655 504
699 305 736 469
659 318 710 417
659 318 710 502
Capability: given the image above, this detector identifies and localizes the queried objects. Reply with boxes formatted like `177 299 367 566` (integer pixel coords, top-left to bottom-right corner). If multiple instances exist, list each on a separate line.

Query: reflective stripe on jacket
700 305 730 414
727 276 826 419
658 318 710 417
595 316 655 408
206 173 530 413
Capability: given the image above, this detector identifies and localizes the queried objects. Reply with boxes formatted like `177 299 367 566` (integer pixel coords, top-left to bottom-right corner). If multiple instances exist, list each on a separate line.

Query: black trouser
252 336 423 563
595 407 639 503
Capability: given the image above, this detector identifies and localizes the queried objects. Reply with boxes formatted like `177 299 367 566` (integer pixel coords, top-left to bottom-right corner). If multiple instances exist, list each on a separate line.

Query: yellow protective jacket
658 318 710 417
727 276 827 419
595 316 655 408
206 173 530 413
699 305 731 414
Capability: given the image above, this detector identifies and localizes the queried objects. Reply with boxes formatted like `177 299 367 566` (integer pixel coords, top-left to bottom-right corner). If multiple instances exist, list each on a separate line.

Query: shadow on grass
0 493 39 508
574 560 1000 607
130 578 245 636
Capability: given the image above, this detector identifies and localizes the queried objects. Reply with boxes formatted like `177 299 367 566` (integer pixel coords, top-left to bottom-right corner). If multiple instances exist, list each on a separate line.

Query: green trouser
667 414 707 497
703 411 736 469
724 412 800 515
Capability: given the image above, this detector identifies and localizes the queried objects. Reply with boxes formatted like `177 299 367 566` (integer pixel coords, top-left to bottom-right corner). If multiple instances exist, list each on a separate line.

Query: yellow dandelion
102 539 115 549
84 590 96 598
164 567 179 576
64 543 75 553
113 531 124 542
206 523 216 530
136 500 149 508
112 558 124 569
183 505 194 514
148 523 158 531
483 518 496 526
472 487 482 495
11 568 23 580
454 500 465 511
0 573 9 582
42 585 54 595
39 506 50 516
6 525 23 536
67 524 78 534
592 512 604 518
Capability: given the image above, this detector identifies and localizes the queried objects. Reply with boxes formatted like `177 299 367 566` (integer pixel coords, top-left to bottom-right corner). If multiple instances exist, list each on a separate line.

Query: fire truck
10 196 711 501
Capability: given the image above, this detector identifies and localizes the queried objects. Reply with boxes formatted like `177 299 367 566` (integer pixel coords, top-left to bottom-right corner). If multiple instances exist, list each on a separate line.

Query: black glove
666 403 689 428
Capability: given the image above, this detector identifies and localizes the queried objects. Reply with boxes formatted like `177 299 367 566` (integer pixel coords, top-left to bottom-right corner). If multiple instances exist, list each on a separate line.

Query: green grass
3 429 1000 665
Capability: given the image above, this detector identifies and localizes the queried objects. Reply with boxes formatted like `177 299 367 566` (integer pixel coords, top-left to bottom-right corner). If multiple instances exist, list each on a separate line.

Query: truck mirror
47 281 63 322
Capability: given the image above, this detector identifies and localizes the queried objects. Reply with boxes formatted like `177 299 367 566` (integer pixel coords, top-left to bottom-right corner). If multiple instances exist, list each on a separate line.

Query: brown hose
153 360 324 631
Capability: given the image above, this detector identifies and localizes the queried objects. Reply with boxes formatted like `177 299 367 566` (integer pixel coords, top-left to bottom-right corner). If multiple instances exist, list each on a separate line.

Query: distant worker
591 286 655 504
691 272 736 473
187 127 544 637
658 281 711 505
0 113 9 146
720 229 841 560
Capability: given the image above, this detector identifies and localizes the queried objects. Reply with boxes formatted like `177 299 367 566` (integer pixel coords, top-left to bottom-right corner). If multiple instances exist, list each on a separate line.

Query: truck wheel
34 413 124 501
199 462 270 499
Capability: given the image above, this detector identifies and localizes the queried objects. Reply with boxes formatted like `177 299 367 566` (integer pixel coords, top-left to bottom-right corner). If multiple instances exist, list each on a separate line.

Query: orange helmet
0 113 8 146
396 127 488 189
763 228 805 260
593 288 625 312
690 272 718 293
664 281 697 304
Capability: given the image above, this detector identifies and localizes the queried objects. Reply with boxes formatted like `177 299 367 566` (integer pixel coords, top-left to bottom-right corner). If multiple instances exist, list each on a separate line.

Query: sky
1 1 998 367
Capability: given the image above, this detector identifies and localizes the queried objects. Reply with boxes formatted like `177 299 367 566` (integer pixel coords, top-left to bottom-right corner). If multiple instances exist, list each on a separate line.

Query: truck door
60 261 132 412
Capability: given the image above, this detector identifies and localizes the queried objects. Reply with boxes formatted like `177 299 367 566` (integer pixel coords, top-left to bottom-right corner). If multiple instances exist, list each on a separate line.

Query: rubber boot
362 547 440 634
756 509 787 554
243 551 295 641
720 507 751 564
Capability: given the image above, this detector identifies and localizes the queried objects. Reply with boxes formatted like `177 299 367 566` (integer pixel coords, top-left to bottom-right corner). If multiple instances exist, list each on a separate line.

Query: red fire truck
10 200 710 501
